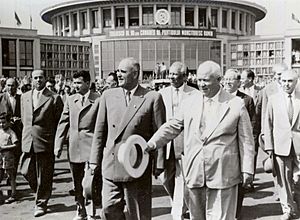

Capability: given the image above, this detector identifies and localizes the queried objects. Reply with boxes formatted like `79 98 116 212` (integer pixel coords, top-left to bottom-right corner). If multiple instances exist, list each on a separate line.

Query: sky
0 0 299 36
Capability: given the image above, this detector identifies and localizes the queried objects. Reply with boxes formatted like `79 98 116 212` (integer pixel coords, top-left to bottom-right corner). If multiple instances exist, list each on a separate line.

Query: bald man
147 61 255 220
264 70 300 220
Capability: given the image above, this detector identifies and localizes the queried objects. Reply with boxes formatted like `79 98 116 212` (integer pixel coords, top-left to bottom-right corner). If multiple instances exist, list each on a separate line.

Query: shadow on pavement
152 184 168 198
152 207 172 217
47 203 76 213
240 203 282 219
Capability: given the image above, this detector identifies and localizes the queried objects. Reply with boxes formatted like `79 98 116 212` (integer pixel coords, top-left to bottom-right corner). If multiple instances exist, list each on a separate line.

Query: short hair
6 78 19 88
272 63 288 74
73 70 91 82
124 57 140 74
224 69 241 80
32 69 45 77
242 69 255 80
47 77 56 85
281 69 299 80
197 60 222 79
170 62 187 76
0 112 10 121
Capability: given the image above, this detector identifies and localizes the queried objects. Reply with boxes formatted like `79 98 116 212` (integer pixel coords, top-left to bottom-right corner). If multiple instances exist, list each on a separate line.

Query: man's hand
145 142 156 153
54 148 62 159
242 172 253 187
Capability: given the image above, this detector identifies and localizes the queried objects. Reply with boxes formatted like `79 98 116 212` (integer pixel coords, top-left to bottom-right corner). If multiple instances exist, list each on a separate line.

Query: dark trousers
69 162 86 209
34 152 55 208
101 168 152 220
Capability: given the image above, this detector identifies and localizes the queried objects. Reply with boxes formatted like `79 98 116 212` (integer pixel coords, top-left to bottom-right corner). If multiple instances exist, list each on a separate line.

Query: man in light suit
159 61 198 220
147 61 255 220
264 70 300 220
21 70 63 217
0 78 23 177
89 57 166 220
55 71 100 220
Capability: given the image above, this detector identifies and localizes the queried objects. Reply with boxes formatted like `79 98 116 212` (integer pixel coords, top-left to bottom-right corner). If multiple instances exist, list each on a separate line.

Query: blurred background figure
103 72 118 91
46 78 57 93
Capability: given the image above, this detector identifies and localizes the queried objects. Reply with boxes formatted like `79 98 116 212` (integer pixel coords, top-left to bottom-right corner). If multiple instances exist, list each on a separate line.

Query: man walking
89 57 166 220
147 61 255 220
55 71 100 220
159 61 198 220
21 70 63 217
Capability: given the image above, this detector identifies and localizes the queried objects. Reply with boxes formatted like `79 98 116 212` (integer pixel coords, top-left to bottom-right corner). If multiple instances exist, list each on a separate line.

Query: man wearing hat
264 70 300 220
89 57 166 220
55 70 100 220
147 60 255 220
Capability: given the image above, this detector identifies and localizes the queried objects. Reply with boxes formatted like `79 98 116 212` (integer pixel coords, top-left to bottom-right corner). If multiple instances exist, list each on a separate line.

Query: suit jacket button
112 124 115 128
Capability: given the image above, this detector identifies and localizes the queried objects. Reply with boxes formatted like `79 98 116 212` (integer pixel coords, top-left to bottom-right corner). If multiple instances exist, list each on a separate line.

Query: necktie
81 96 85 107
9 95 16 114
33 91 40 109
288 94 294 125
126 90 131 106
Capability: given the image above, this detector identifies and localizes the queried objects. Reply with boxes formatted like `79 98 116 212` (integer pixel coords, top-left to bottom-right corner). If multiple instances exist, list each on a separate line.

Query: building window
211 9 218 28
103 8 111 27
73 13 78 30
129 7 139 26
239 13 243 31
142 6 154 25
2 39 16 66
185 7 194 26
231 11 236 29
81 11 87 29
92 10 99 28
222 10 227 28
171 7 181 25
199 8 206 27
65 14 69 28
115 8 125 27
19 40 33 67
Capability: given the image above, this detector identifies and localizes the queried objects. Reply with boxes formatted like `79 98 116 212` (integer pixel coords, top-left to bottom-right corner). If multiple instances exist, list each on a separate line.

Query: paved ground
0 147 293 220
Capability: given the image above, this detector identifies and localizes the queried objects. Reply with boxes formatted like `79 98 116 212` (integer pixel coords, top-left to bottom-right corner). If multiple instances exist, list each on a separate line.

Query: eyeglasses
116 69 127 74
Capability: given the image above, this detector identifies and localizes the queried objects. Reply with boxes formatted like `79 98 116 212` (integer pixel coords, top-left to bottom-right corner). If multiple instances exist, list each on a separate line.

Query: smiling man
146 60 255 220
264 69 300 220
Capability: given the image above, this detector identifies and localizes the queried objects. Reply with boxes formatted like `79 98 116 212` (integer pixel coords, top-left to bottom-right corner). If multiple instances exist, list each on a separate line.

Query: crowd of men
0 57 299 220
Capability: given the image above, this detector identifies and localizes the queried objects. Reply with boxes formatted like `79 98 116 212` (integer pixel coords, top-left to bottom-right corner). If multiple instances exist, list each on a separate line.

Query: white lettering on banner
108 28 216 38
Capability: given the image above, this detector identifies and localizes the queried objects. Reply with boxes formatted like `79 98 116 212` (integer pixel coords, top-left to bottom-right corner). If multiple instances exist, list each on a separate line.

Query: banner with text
107 28 216 39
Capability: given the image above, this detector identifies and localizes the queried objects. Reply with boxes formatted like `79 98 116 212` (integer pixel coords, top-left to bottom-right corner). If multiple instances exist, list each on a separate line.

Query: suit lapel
292 92 300 126
201 89 230 143
4 93 13 113
116 86 146 139
34 88 51 111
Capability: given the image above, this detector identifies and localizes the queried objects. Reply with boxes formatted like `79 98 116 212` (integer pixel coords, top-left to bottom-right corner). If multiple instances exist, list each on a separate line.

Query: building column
218 7 222 32
61 15 65 36
194 5 198 28
139 5 143 26
125 5 129 29
243 12 247 35
207 6 211 28
16 39 20 78
181 5 185 26
111 6 115 29
77 10 81 35
139 40 143 80
0 38 2 76
69 11 73 36
168 4 171 25
228 8 232 32
57 16 61 36
99 6 103 34
153 4 157 25
237 10 240 35
87 9 92 34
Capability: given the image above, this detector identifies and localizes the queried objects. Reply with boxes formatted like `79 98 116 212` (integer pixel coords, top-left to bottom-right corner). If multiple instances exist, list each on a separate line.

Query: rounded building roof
41 0 266 24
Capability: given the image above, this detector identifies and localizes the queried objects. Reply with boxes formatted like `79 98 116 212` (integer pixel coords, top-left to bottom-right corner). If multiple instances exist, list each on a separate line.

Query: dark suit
0 92 22 169
21 88 63 209
55 92 100 215
235 90 255 219
89 85 166 220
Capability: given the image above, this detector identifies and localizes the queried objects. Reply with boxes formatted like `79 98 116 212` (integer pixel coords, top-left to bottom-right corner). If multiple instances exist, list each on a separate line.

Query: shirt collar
231 90 238 96
82 90 90 100
204 86 221 103
34 87 46 95
125 84 138 96
6 92 16 98
172 84 184 93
